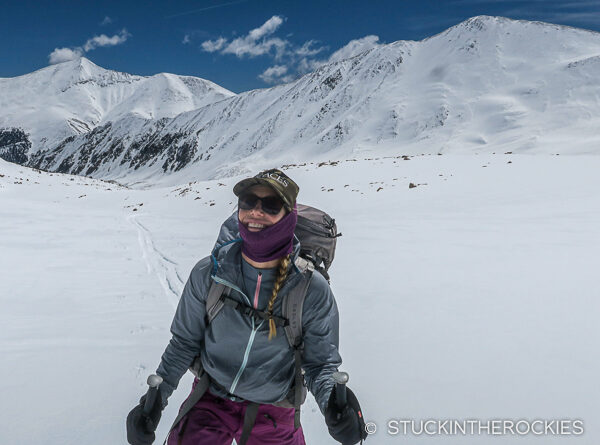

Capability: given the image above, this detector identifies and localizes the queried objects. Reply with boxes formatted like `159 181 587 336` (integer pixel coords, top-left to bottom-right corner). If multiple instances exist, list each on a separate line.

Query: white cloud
295 40 327 57
268 34 381 84
258 64 295 84
201 37 227 52
197 16 382 86
248 15 283 40
48 28 131 65
257 34 383 84
262 65 288 77
201 16 288 58
293 35 381 75
183 34 191 44
83 29 130 52
297 57 324 74
328 35 380 62
100 16 113 26
223 36 287 58
48 47 84 64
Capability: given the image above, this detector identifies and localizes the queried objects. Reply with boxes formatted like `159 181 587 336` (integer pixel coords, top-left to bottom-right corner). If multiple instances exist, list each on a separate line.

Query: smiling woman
237 184 295 269
126 168 368 445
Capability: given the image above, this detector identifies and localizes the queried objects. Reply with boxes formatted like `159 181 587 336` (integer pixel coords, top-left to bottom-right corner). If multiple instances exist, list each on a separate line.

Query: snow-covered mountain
0 57 234 159
4 16 600 185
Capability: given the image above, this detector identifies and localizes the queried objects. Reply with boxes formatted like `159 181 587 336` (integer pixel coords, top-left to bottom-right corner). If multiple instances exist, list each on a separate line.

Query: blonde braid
267 254 291 340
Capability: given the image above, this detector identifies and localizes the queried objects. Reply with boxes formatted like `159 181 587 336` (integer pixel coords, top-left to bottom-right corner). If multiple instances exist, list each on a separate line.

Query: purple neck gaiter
239 205 297 263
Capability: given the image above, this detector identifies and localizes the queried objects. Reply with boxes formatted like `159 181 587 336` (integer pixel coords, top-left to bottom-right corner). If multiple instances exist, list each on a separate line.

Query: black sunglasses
238 193 285 215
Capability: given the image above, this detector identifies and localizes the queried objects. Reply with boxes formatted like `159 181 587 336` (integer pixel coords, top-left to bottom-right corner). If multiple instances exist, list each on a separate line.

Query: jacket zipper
253 272 262 309
210 275 264 397
229 317 263 396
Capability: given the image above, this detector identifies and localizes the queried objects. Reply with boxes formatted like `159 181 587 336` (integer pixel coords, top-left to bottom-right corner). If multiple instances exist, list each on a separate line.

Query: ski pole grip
143 374 163 415
332 371 349 409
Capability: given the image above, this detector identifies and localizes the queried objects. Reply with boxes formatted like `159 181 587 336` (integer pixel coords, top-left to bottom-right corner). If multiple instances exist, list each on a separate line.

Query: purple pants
167 383 306 445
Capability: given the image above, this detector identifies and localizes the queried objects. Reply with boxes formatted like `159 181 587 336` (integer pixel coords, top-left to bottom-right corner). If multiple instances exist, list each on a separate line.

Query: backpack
165 204 341 445
295 203 340 282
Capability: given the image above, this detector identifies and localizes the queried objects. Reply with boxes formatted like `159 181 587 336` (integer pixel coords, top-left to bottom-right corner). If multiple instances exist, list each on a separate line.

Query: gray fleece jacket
156 213 342 414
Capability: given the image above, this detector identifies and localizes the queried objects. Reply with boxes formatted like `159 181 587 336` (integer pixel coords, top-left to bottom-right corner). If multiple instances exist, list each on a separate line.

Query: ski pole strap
239 402 260 445
163 373 210 445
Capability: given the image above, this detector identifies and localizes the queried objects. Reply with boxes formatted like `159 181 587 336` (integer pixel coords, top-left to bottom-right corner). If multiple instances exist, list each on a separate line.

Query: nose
247 201 265 214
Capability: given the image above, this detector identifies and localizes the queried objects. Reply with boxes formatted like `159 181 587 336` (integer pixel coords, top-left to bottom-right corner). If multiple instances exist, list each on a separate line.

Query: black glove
325 385 368 444
126 390 164 445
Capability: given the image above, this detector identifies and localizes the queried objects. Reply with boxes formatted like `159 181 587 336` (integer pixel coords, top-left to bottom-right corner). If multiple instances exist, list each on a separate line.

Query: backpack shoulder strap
206 279 228 323
282 257 314 429
282 257 314 348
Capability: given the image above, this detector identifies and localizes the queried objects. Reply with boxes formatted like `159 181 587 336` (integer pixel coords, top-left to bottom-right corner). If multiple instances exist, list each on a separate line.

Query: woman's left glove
126 390 164 445
325 385 368 444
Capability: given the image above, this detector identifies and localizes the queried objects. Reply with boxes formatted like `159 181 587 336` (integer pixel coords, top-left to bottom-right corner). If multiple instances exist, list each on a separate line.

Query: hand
126 391 163 445
325 385 368 444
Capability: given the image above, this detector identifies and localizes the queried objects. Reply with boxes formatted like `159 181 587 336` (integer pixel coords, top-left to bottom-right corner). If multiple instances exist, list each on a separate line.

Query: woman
126 169 367 445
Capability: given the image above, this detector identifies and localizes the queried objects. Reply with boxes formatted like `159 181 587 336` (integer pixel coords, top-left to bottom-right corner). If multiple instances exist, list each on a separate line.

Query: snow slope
0 57 234 154
22 16 600 185
1 153 599 444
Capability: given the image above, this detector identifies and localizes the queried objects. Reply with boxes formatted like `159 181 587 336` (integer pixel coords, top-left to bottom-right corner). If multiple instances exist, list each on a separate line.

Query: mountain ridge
3 16 600 186
0 57 235 158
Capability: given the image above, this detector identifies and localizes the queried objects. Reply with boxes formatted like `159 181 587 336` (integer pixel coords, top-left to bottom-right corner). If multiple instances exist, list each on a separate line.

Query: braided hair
266 253 291 340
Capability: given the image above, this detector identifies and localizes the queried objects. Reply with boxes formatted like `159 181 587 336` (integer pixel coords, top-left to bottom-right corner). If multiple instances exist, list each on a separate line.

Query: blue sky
2 0 600 92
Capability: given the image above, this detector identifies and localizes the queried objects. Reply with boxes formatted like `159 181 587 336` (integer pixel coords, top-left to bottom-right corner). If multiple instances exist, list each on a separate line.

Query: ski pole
143 374 163 430
332 371 349 409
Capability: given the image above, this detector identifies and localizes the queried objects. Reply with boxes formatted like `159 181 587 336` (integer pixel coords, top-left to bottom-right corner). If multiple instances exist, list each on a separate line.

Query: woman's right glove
126 390 164 445
325 385 368 444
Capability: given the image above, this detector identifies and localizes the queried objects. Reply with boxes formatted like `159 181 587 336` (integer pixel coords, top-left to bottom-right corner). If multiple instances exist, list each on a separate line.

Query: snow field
1 153 599 444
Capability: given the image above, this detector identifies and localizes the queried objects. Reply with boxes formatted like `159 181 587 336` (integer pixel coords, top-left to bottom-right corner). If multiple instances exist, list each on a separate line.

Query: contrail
166 0 249 19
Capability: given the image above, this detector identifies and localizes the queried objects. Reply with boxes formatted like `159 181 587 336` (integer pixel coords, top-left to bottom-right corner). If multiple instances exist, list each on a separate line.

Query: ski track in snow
128 213 183 309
